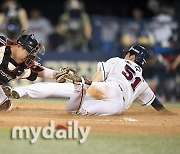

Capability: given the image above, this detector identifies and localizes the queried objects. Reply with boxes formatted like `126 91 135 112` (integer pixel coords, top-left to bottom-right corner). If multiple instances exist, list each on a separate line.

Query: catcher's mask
16 34 45 68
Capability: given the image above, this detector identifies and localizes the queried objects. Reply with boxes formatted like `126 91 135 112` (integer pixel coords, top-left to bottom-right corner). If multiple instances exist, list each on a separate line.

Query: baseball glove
56 67 77 83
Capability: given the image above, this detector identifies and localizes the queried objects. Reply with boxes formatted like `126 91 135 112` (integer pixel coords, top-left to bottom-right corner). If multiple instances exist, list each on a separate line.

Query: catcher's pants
66 82 125 116
14 82 74 98
0 86 8 105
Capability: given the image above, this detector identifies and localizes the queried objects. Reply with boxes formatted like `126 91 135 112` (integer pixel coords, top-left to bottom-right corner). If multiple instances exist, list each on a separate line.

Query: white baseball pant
66 82 126 116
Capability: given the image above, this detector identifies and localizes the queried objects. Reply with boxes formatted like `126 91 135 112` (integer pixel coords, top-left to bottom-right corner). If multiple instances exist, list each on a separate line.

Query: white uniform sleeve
97 58 116 81
138 86 156 106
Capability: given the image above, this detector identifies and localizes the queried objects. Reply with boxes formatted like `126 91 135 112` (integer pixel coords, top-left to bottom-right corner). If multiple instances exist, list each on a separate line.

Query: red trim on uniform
5 38 9 46
30 64 44 73
5 38 14 46
11 40 18 45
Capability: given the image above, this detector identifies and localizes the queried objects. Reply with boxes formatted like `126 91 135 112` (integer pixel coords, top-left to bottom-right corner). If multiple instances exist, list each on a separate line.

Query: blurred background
0 0 179 102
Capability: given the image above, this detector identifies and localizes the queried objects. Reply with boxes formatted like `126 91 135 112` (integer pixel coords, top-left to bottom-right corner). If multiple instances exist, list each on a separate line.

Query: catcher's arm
38 67 75 79
38 67 57 79
37 66 76 82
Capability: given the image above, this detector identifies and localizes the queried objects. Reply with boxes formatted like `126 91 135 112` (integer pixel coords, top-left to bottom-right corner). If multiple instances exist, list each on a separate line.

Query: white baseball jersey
97 57 155 109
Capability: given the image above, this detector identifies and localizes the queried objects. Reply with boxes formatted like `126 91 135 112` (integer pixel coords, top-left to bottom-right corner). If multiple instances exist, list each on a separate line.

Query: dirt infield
0 100 180 135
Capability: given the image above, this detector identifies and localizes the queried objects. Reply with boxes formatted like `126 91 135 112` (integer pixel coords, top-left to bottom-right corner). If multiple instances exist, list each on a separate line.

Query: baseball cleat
2 86 20 99
11 90 20 99
2 86 12 97
0 99 13 111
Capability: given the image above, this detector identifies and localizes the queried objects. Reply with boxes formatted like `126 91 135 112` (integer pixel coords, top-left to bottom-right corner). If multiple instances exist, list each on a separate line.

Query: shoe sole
2 86 20 99
12 90 20 99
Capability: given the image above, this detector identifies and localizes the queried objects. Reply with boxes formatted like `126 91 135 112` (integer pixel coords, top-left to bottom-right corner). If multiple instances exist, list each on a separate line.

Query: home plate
123 118 137 122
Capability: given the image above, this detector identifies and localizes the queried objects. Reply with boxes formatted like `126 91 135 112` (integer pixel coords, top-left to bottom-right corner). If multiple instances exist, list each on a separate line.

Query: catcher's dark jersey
0 36 43 85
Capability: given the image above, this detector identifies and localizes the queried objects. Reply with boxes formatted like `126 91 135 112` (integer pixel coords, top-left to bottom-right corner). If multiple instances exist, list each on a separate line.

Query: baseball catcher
0 33 68 111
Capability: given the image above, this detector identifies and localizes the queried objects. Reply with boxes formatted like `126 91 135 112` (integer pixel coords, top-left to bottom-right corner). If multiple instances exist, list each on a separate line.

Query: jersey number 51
122 64 141 91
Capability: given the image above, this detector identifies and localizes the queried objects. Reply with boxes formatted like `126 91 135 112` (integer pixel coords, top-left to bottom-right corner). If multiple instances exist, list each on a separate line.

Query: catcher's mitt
56 67 76 83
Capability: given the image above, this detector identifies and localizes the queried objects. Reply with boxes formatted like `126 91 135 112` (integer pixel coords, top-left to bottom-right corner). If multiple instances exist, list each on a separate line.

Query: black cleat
2 86 12 97
2 86 20 99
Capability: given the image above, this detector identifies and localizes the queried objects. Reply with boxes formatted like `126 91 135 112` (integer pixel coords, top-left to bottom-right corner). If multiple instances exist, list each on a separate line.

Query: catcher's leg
13 82 74 99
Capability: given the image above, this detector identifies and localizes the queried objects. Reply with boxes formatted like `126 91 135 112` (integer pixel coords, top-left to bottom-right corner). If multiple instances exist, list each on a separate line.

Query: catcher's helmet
16 34 45 67
128 45 149 67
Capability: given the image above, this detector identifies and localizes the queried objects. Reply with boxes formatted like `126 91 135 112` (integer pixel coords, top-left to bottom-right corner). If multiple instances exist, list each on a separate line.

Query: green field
0 129 180 154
